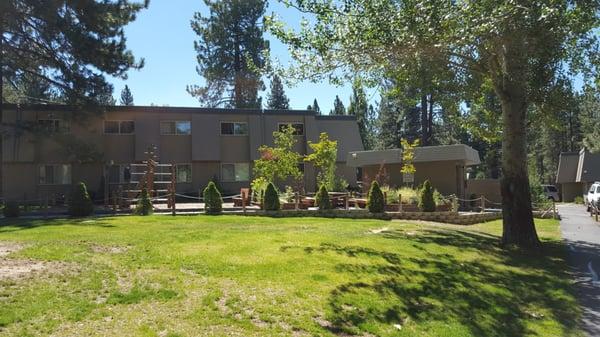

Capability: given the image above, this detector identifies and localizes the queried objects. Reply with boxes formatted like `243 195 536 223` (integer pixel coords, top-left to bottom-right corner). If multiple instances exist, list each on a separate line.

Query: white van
586 182 600 212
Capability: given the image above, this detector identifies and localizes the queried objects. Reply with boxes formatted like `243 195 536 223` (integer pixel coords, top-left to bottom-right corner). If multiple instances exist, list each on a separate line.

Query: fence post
452 196 458 213
242 190 247 214
345 192 350 210
480 195 485 213
552 199 557 219
398 194 402 212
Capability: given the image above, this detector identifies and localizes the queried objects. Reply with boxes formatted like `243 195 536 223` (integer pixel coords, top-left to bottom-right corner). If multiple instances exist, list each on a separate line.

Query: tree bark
420 94 429 145
487 35 541 249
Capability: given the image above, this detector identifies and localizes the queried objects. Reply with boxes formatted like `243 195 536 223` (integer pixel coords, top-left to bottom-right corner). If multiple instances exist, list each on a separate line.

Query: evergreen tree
310 99 321 114
331 95 346 115
120 85 134 106
266 75 289 109
1 1 147 113
376 95 401 149
348 81 376 150
187 0 268 109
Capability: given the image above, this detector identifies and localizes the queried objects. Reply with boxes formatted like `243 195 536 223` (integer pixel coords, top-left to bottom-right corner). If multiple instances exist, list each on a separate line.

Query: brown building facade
1 105 364 202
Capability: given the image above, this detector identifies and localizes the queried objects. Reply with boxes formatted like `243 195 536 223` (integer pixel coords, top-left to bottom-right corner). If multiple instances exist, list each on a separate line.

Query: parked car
586 181 600 212
542 184 559 202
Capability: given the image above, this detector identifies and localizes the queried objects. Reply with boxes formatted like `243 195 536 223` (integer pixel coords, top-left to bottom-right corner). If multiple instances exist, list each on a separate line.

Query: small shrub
251 177 269 204
69 181 94 217
419 180 436 212
134 188 153 215
282 185 295 203
315 185 332 210
367 181 384 213
574 196 584 205
331 176 348 192
263 182 280 211
203 181 223 214
3 201 20 218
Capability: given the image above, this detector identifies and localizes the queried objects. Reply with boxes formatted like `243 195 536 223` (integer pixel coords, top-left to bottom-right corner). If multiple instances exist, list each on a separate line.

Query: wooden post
242 189 247 214
480 195 485 213
552 199 557 219
295 192 299 211
171 164 176 216
452 196 458 213
345 192 349 210
398 194 402 212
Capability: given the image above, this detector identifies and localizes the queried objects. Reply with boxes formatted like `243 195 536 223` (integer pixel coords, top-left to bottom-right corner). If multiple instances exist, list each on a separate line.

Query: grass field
0 215 581 337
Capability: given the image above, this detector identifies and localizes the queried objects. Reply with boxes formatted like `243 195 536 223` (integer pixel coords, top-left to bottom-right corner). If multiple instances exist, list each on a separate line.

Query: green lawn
0 215 581 337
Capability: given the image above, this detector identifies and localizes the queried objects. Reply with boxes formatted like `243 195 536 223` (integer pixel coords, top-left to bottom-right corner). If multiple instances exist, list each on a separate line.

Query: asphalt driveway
558 203 600 336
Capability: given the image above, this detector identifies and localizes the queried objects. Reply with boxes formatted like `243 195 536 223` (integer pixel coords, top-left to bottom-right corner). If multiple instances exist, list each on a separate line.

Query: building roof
346 144 481 168
1 103 356 120
557 149 600 183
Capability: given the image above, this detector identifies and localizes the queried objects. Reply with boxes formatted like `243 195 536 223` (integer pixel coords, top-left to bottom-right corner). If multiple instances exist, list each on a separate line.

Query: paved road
558 204 600 336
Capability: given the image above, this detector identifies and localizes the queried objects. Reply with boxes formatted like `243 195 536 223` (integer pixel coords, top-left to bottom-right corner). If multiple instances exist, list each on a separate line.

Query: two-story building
1 104 364 202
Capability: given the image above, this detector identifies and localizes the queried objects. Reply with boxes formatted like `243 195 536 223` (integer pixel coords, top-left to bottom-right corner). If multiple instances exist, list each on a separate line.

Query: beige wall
466 179 502 204
361 161 465 197
560 182 585 202
1 107 363 200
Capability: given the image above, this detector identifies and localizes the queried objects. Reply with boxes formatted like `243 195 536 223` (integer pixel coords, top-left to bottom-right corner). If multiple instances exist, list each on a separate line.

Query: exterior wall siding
1 106 363 200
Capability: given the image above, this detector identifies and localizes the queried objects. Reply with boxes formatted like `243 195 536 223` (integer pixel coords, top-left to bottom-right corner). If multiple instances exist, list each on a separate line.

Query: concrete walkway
558 203 600 336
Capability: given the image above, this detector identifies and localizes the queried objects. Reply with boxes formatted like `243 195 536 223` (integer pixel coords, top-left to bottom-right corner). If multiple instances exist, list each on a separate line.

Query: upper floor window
39 164 71 185
105 120 134 134
160 121 191 135
278 123 304 136
38 119 69 133
221 122 248 135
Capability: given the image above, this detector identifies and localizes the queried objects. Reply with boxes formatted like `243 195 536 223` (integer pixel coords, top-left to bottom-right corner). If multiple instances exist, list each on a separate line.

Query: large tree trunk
497 83 541 249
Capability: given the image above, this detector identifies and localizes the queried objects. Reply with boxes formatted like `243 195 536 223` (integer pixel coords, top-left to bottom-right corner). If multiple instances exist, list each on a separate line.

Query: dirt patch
367 227 389 234
0 241 75 280
90 244 130 254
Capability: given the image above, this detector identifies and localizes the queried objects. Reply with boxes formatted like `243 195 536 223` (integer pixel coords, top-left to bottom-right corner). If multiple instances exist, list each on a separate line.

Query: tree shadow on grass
289 230 580 337
0 217 116 233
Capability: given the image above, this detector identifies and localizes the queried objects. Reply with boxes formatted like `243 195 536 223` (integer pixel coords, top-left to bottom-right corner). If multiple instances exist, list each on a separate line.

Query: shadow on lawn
293 229 580 337
0 217 116 232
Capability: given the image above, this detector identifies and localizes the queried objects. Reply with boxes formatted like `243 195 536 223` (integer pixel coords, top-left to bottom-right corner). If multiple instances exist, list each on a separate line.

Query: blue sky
108 0 377 112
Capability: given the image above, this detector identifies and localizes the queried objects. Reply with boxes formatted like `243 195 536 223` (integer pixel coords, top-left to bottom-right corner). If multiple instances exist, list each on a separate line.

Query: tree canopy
187 0 268 109
1 0 147 109
267 0 600 248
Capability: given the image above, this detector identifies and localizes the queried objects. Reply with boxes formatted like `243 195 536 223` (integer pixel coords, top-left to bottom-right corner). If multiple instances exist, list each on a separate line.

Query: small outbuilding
556 149 600 202
346 144 481 198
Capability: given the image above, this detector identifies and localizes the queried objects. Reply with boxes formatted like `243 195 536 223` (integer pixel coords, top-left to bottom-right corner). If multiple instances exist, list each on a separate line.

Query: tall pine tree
120 85 134 106
266 75 289 109
187 0 267 109
348 81 376 149
331 95 346 115
1 0 147 114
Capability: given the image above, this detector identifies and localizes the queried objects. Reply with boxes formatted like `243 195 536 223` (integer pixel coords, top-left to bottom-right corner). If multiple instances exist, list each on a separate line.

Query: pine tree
331 95 346 115
310 99 321 114
376 95 401 149
1 1 147 113
120 85 134 106
187 0 268 109
348 81 376 149
266 75 289 109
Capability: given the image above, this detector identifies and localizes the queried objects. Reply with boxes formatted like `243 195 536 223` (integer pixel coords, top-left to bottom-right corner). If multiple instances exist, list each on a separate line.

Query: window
38 119 69 133
104 120 134 134
596 186 600 193
221 122 248 135
278 123 304 135
221 163 250 182
175 164 192 183
39 164 71 185
108 165 131 184
160 121 191 135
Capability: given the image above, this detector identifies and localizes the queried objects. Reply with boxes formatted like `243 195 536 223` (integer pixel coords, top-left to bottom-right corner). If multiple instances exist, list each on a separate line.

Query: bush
574 196 584 205
203 181 223 214
68 181 94 217
367 181 384 213
3 201 20 218
134 188 153 215
419 180 436 212
263 182 280 211
315 185 332 210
